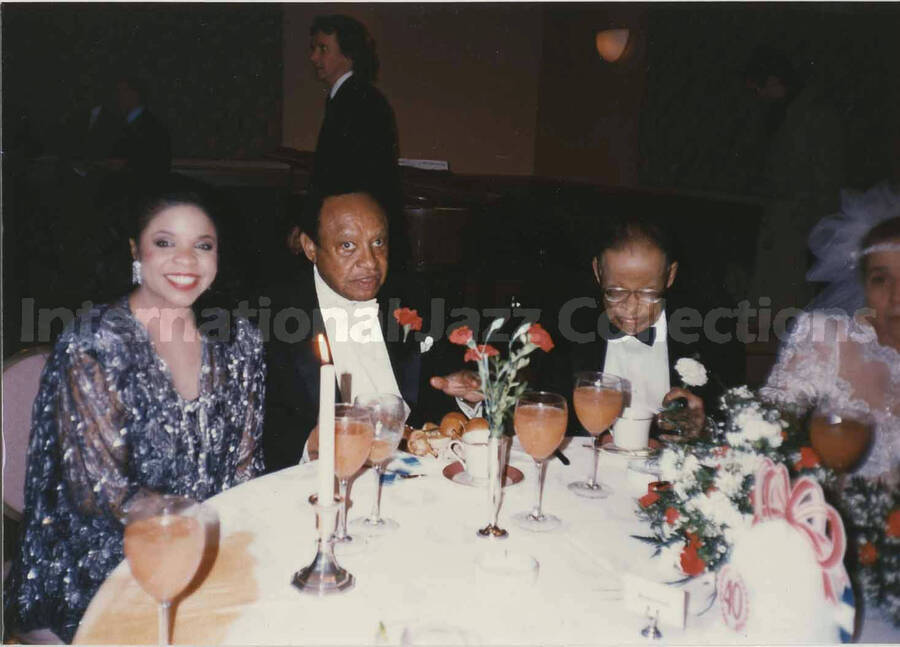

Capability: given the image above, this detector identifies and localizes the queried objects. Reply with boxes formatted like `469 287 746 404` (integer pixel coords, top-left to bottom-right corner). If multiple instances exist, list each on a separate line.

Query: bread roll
440 412 467 439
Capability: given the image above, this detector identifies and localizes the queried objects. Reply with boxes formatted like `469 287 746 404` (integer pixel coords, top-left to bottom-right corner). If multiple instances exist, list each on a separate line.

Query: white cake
722 519 845 643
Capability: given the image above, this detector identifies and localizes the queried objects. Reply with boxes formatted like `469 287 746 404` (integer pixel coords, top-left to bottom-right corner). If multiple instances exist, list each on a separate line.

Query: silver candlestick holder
292 494 355 594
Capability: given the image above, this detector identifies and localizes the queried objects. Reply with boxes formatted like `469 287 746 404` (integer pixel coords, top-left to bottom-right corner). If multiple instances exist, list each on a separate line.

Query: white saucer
442 461 524 488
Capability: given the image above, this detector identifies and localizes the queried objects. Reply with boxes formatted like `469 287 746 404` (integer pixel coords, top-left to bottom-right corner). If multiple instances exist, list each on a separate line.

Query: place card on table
622 573 686 629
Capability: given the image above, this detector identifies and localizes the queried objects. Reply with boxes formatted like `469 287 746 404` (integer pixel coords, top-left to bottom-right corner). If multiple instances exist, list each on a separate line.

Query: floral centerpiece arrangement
448 318 554 437
635 379 900 625
635 385 816 578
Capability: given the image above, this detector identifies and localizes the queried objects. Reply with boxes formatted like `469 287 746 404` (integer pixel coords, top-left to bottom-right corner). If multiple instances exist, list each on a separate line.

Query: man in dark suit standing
542 217 744 437
263 190 479 472
308 15 401 222
111 76 171 178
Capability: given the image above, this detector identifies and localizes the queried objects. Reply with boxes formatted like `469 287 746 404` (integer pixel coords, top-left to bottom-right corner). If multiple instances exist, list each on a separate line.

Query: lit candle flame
317 333 331 364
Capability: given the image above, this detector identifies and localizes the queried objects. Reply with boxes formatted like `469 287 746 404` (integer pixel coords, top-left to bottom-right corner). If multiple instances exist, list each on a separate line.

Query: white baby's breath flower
730 385 754 399
714 467 744 498
675 357 708 387
658 448 682 482
735 451 763 478
683 454 701 475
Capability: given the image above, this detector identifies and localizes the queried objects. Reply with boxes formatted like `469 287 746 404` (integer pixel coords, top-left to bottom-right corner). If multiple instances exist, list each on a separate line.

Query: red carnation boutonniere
393 307 422 343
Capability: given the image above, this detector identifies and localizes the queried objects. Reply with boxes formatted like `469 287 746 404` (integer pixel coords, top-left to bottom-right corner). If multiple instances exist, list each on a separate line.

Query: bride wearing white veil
761 181 900 483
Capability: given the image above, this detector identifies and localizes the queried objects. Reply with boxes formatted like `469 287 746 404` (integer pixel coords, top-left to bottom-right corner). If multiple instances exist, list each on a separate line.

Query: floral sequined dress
3 298 265 642
761 310 900 481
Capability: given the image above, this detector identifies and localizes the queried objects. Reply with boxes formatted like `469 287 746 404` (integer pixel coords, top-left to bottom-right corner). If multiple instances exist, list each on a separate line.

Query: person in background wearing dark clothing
307 15 406 266
743 47 844 314
111 76 172 178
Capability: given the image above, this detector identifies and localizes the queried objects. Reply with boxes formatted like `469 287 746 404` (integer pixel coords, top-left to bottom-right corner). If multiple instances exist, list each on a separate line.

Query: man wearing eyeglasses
546 217 721 438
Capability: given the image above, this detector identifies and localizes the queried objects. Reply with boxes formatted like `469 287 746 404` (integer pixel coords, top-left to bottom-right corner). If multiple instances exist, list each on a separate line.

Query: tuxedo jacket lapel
290 273 340 404
377 293 421 408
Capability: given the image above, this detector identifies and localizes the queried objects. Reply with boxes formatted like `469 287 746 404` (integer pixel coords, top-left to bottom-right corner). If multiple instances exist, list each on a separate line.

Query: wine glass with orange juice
568 371 630 498
124 494 217 646
513 391 568 531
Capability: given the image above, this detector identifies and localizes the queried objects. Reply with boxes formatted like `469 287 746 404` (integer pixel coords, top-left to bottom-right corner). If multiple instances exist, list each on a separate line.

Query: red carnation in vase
393 307 423 331
639 491 660 508
886 509 900 538
859 541 878 566
665 507 680 525
794 446 821 471
464 344 499 363
527 323 554 352
449 326 473 345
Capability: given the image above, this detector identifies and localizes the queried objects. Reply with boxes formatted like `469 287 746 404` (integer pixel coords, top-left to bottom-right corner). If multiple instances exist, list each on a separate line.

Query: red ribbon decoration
751 458 849 604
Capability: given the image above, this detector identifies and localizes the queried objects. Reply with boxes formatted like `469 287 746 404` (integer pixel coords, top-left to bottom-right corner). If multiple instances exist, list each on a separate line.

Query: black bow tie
608 323 656 346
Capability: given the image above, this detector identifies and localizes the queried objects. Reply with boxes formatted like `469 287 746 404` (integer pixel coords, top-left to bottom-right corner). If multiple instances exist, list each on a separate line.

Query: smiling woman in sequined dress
3 183 266 642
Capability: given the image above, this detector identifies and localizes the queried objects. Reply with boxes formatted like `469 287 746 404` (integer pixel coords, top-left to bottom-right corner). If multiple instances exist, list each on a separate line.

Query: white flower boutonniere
675 357 708 387
420 336 434 354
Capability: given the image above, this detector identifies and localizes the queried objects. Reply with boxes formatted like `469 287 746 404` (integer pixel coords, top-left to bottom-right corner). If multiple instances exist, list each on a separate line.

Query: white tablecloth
79 437 899 645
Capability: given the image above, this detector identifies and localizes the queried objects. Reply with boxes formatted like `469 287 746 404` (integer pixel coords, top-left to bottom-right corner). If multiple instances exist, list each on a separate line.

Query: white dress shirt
329 71 353 99
314 266 403 404
602 312 670 412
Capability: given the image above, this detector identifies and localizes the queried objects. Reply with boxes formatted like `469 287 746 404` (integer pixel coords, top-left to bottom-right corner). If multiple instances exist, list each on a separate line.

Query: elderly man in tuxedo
263 190 478 472
542 217 743 437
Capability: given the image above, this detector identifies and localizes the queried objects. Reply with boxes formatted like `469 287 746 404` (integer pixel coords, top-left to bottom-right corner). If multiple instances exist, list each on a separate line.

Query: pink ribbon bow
752 458 849 604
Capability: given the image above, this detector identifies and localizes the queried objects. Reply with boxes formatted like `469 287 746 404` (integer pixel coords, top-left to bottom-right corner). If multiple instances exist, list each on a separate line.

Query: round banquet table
74 438 898 645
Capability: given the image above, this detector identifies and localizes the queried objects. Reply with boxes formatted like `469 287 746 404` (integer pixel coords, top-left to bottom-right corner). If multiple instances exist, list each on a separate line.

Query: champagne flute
124 493 216 646
809 399 873 480
350 392 409 535
333 403 376 544
568 371 630 498
512 391 568 531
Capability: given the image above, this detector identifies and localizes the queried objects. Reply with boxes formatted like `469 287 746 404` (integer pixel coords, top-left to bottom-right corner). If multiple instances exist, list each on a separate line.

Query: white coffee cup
428 435 451 458
448 428 490 480
612 407 654 450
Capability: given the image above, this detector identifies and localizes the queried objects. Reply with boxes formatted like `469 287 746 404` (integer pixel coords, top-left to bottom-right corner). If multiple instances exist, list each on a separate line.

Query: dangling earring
132 260 142 285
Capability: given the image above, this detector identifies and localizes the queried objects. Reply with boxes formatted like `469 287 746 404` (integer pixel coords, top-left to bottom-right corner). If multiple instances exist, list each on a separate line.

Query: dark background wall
638 3 900 194
3 3 283 159
5 3 898 185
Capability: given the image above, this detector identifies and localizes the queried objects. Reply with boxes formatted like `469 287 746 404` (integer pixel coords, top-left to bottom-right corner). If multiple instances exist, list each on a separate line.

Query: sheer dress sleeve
57 345 138 522
232 322 266 482
760 311 844 411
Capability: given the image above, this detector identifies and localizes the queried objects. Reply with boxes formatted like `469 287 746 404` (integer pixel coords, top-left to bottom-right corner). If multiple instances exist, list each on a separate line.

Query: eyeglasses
602 287 665 304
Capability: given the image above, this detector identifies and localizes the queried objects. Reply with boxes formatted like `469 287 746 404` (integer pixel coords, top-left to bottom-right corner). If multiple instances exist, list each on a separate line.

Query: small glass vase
477 433 509 539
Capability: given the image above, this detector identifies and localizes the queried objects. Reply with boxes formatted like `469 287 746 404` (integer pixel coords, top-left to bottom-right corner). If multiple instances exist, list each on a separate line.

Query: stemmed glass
123 493 216 646
809 398 873 482
568 371 630 498
350 392 409 535
512 391 568 531
333 403 376 544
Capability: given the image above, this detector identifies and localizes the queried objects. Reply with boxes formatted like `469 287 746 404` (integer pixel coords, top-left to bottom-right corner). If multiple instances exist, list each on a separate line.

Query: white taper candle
316 334 335 503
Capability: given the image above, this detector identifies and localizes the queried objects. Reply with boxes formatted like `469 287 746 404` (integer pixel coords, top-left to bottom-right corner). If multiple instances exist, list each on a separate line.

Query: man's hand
657 387 706 441
430 371 483 404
